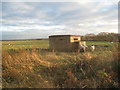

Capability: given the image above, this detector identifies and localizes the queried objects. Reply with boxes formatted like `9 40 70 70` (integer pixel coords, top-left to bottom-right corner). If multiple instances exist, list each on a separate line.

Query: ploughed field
1 40 120 88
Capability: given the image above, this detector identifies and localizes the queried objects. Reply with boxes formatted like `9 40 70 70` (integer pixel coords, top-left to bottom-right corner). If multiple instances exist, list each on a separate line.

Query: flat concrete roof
49 35 80 37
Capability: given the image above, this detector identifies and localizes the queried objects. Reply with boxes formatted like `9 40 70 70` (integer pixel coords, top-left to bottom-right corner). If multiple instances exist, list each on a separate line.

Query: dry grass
2 46 119 88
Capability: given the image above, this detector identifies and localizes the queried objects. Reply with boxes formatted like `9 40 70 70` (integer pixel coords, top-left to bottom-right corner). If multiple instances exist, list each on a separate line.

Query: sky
1 0 119 40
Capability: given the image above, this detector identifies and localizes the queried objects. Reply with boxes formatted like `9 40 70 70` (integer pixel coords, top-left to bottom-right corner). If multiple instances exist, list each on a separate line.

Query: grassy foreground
2 42 119 88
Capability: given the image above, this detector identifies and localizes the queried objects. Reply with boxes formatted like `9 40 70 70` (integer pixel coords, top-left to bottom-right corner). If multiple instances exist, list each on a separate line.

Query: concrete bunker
49 35 87 52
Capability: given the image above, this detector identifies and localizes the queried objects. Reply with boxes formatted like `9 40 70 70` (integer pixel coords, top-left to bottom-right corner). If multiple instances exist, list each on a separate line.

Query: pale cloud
2 0 119 3
6 2 34 13
2 24 66 32
36 11 48 18
1 1 118 40
2 18 52 25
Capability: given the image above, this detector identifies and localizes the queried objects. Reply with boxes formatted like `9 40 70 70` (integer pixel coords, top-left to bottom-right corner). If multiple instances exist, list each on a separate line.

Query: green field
2 40 49 50
2 40 114 50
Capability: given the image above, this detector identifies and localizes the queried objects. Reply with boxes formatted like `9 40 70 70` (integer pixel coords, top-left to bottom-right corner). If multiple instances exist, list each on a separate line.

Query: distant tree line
81 32 120 42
